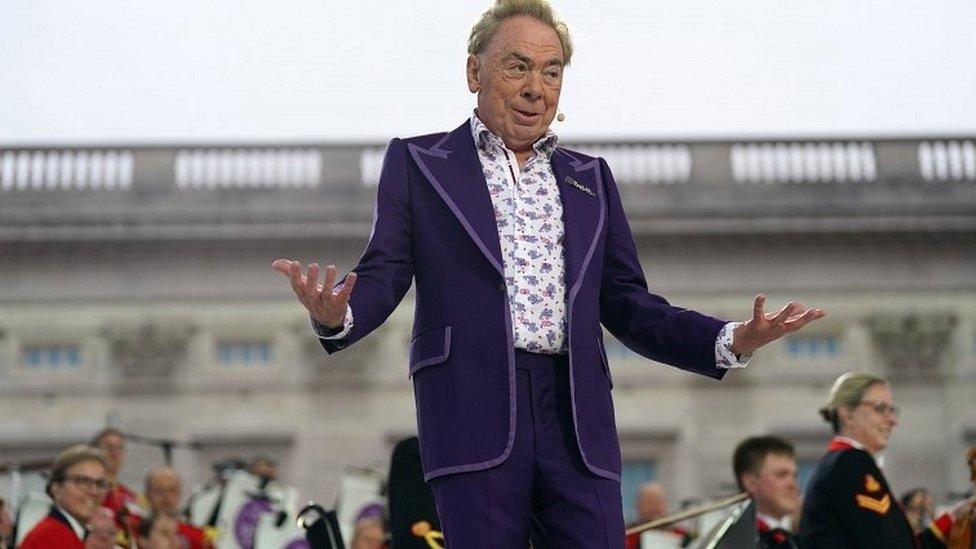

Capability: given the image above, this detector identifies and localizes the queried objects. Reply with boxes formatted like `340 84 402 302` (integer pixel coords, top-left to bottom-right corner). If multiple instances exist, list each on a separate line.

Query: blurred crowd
3 371 975 548
0 427 391 549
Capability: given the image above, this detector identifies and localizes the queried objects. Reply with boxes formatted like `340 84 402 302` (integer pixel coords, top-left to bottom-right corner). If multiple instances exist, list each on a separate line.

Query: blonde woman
798 373 969 548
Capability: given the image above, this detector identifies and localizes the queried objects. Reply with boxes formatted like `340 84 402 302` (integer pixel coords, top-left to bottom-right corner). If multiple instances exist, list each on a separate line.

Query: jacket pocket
409 326 452 376
597 337 613 389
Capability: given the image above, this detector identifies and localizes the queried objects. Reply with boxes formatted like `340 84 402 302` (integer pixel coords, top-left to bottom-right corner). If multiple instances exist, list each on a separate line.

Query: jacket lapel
551 148 604 294
407 123 605 289
408 121 505 278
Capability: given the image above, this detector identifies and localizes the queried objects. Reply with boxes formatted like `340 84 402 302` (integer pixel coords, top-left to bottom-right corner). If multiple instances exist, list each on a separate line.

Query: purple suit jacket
321 120 728 481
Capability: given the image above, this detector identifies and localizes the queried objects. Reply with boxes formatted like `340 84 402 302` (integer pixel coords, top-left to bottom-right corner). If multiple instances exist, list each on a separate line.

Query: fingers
752 294 766 320
784 307 827 330
769 301 804 324
273 260 354 321
287 260 305 296
271 258 294 276
323 265 338 296
305 263 320 294
336 272 358 304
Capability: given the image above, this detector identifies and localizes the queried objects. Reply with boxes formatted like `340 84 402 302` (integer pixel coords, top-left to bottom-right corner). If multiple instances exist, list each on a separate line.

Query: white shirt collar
756 511 792 532
56 506 87 540
469 112 559 159
834 436 885 468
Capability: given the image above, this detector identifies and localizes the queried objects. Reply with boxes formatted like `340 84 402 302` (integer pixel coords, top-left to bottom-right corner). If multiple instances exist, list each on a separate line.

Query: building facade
1 137 974 521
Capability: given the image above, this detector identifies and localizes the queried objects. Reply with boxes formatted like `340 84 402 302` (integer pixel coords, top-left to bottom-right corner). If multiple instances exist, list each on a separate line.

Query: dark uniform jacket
799 438 953 549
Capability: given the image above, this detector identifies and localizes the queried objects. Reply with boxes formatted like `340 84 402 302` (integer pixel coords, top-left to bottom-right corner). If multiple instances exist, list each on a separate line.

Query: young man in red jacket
20 445 116 549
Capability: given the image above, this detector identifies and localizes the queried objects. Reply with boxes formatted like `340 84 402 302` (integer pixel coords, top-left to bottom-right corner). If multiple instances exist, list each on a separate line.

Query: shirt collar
832 436 886 468
56 506 88 540
756 511 793 532
469 112 559 160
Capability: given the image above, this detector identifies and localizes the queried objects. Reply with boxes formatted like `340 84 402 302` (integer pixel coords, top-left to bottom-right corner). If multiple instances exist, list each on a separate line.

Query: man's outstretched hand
731 294 826 357
272 259 357 329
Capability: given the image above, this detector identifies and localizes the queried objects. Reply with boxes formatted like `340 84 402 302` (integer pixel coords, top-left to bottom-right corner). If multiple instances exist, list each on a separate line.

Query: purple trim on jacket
318 120 729 482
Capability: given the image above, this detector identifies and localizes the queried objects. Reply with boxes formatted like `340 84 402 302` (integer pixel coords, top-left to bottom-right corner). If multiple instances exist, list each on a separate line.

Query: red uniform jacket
176 520 213 549
19 508 85 549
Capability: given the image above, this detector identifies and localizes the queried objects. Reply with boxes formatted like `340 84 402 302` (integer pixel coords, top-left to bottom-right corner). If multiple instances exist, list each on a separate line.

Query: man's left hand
84 507 117 549
731 294 826 357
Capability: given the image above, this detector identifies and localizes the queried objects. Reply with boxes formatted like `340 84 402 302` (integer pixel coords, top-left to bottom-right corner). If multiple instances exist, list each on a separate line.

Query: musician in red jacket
144 466 213 549
92 428 144 524
20 445 116 549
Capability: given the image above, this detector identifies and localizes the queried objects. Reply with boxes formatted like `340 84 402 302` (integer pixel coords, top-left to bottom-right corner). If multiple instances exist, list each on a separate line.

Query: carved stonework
865 313 957 378
102 321 196 382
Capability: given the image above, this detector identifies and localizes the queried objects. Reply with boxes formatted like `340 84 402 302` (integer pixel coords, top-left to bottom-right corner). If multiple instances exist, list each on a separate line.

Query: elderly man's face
146 469 183 517
636 486 668 522
467 15 564 154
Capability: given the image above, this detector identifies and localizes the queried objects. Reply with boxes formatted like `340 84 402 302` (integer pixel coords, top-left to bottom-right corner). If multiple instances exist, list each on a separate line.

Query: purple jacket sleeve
596 157 728 379
319 138 414 354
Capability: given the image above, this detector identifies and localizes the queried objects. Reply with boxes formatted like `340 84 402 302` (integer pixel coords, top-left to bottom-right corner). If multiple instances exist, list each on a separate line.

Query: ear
49 481 63 501
838 406 853 426
466 54 481 93
741 473 759 494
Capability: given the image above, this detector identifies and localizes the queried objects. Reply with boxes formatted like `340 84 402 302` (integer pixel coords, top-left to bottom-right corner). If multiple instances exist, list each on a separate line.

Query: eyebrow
503 51 564 68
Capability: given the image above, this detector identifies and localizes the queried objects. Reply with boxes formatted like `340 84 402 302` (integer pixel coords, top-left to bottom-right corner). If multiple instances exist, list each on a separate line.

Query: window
621 459 658 524
786 335 840 358
216 341 274 367
21 344 83 370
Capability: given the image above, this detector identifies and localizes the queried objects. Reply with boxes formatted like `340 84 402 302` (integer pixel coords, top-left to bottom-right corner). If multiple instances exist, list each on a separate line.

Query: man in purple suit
274 1 825 546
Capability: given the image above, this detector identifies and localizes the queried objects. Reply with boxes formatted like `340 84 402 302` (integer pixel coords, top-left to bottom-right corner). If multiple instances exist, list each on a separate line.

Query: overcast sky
2 0 974 144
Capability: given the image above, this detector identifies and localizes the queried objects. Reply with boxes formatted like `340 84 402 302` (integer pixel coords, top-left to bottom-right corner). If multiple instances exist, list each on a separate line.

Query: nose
521 70 543 100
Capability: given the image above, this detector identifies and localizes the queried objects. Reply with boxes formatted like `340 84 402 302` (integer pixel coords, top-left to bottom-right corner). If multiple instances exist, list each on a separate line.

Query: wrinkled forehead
485 16 564 62
148 472 182 490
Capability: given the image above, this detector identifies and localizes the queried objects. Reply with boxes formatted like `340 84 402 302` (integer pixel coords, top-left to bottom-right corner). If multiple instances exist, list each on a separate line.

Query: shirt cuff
310 307 354 340
716 322 750 369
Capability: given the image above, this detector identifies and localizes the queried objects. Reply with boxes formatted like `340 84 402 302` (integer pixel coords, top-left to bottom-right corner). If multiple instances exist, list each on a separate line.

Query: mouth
512 107 544 124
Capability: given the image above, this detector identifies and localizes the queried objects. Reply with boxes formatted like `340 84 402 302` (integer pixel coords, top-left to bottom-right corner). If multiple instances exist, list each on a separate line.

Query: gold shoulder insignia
412 520 445 549
203 526 221 543
855 493 891 515
863 474 881 493
113 529 131 548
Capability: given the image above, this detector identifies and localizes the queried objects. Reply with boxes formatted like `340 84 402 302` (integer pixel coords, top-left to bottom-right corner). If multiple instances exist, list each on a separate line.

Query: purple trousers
428 350 625 548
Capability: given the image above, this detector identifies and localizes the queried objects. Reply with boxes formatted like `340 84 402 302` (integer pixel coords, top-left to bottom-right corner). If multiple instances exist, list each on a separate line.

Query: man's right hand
272 259 357 329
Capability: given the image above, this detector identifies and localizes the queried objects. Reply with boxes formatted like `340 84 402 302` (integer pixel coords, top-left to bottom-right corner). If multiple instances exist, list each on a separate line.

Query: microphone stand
119 432 202 465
